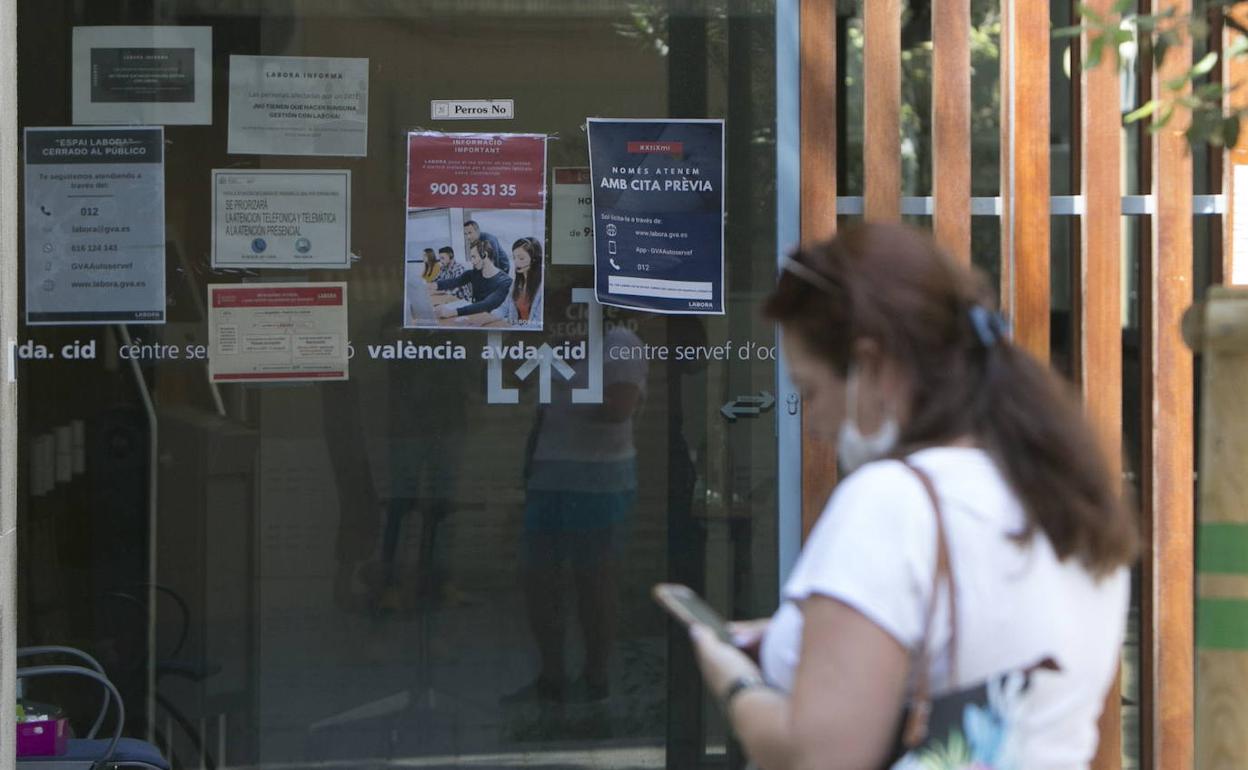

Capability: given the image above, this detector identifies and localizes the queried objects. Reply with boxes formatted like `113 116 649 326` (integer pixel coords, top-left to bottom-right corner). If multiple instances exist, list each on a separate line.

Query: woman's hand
689 624 764 699
728 618 771 660
435 305 457 319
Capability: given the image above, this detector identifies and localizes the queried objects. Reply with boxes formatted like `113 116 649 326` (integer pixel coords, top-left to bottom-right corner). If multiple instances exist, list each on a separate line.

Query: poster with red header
403 132 547 331
207 282 349 383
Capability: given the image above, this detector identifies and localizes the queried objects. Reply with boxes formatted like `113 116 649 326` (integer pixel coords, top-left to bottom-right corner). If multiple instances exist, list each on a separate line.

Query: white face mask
837 365 899 473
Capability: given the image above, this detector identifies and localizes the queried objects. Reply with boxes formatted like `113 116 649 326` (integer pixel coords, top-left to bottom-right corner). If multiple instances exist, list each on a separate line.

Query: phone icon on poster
39 205 52 216
609 258 621 271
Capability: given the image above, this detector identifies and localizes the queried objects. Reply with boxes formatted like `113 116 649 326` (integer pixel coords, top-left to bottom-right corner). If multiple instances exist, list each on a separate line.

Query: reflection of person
420 248 440 282
502 298 648 704
688 224 1136 768
492 237 544 326
464 219 509 273
376 315 469 612
437 247 472 301
434 240 512 317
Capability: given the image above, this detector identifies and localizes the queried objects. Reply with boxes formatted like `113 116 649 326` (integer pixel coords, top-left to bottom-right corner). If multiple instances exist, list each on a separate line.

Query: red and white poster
403 132 547 331
207 282 349 383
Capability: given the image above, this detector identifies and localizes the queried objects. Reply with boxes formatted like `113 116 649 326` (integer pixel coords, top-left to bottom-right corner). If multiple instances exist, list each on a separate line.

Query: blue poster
587 119 725 315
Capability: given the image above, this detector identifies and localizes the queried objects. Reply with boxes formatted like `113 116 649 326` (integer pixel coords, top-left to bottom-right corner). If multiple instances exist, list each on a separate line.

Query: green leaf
1113 0 1133 14
1165 72 1191 91
1154 37 1171 67
1193 52 1219 78
1124 99 1161 123
1223 116 1242 148
1053 24 1086 39
1154 103 1176 130
1088 37 1106 69
1197 81 1227 99
1227 34 1248 59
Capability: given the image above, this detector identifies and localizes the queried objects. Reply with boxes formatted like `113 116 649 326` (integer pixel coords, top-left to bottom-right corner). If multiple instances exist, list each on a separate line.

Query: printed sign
208 282 348 382
228 55 369 156
212 170 351 269
552 167 593 265
587 118 725 315
431 99 515 120
23 127 166 325
404 132 547 331
72 27 212 125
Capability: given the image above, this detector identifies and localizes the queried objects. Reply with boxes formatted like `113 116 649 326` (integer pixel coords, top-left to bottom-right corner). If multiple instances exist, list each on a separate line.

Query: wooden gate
796 1 1221 767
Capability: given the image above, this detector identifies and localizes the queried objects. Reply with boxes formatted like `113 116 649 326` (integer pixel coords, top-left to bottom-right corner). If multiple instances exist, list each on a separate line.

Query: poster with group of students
403 132 549 331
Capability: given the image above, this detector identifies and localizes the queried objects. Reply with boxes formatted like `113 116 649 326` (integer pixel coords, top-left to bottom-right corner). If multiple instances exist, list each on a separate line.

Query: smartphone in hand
652 583 733 643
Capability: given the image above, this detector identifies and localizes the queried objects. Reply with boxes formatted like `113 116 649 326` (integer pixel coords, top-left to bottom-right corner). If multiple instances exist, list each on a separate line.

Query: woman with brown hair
493 236 545 327
689 223 1137 769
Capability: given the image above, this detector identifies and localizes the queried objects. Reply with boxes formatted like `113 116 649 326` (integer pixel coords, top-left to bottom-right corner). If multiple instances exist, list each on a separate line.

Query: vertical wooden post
1000 0 1051 359
1140 1 1195 767
1078 2 1125 768
932 0 971 264
799 0 837 535
863 0 900 222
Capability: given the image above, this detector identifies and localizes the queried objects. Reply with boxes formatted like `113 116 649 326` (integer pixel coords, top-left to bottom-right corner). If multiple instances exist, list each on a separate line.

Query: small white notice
552 167 593 265
228 55 369 156
1234 165 1248 285
430 99 514 121
208 282 349 383
212 170 351 269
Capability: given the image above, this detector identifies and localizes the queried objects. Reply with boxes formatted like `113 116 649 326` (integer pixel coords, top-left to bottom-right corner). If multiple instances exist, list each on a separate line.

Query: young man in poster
464 219 509 273
434 240 512 318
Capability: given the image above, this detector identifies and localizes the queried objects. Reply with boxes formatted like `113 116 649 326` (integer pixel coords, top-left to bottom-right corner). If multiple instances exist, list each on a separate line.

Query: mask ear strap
844 365 860 425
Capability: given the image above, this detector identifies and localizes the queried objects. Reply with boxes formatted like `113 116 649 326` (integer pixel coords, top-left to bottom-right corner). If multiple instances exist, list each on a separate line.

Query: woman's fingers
727 618 771 649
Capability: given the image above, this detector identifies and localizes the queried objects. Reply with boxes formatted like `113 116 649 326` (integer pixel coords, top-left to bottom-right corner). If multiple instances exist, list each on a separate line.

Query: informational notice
552 167 593 265
72 26 212 125
228 55 369 156
1233 164 1248 285
212 170 351 269
23 126 166 325
207 282 349 383
404 132 547 331
587 118 725 315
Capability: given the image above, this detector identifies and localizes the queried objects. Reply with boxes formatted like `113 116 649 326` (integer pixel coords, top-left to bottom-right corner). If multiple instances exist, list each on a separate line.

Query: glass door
14 2 790 768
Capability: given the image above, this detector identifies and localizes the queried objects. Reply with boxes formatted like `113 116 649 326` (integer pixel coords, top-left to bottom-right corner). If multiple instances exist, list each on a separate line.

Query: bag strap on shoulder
899 458 959 749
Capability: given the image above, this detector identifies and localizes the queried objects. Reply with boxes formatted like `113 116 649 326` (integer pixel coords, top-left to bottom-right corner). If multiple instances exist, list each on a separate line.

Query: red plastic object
16 718 68 756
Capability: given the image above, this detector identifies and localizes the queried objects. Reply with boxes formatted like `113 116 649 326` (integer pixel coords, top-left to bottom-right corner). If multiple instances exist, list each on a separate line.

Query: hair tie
969 305 1010 348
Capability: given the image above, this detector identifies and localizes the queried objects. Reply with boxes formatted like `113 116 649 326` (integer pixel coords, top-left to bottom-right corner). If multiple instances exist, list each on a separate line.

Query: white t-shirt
760 447 1129 769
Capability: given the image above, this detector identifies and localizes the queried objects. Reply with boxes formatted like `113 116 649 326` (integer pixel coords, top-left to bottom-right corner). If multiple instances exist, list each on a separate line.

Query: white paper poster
552 167 593 265
228 56 369 156
1233 164 1248 285
212 170 351 269
208 282 349 383
72 26 212 125
23 127 166 325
